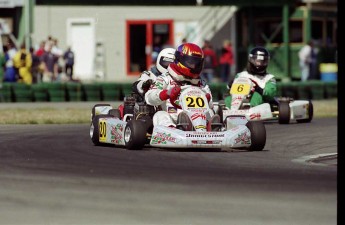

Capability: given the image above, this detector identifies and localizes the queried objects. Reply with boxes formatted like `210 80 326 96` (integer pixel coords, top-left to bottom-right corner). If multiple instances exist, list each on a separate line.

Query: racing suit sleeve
145 75 169 106
202 84 214 109
262 77 277 102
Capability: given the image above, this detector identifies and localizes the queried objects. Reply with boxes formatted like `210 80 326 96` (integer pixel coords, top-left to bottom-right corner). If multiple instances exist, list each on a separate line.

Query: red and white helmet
156 48 176 74
169 43 204 82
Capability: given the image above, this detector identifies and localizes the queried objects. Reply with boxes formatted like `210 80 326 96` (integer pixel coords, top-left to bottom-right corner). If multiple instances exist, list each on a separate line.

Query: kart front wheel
296 100 313 123
278 102 290 124
246 121 266 151
124 120 147 150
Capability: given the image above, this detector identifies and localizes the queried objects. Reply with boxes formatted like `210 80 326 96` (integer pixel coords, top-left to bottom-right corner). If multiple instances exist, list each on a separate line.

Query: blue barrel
320 63 337 82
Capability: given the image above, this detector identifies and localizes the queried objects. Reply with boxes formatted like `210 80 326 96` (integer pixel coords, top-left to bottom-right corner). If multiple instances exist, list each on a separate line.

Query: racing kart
90 85 267 151
214 77 313 124
90 93 155 149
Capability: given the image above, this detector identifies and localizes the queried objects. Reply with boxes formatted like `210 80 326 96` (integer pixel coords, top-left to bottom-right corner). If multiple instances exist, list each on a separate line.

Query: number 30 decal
185 96 205 108
99 120 107 142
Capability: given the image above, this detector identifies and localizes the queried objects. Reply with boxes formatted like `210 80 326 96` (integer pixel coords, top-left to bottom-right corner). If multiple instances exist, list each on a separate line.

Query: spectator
44 35 54 52
219 39 234 83
30 47 42 83
13 43 33 84
298 40 314 81
52 38 63 57
0 46 6 82
200 40 218 83
41 44 58 82
35 41 46 57
63 47 75 80
3 42 17 82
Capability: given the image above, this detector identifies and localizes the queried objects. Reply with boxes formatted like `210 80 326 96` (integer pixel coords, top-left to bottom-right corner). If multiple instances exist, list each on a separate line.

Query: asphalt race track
0 118 337 225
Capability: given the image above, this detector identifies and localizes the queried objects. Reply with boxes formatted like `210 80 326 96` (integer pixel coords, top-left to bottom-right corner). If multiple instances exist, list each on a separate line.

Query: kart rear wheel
90 114 112 146
246 121 266 151
177 112 193 131
91 103 112 121
296 100 313 123
108 108 122 119
278 102 290 124
124 120 147 150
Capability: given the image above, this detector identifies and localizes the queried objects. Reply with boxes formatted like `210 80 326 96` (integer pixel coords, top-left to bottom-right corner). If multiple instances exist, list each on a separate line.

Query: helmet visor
179 54 204 77
159 57 174 69
249 54 269 67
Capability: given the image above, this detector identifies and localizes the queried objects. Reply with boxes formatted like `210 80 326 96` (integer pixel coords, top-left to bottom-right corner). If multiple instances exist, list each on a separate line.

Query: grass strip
0 99 337 124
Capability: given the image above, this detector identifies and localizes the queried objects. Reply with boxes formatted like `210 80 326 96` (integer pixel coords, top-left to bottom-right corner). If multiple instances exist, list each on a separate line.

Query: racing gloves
142 79 153 93
159 85 181 101
250 79 264 95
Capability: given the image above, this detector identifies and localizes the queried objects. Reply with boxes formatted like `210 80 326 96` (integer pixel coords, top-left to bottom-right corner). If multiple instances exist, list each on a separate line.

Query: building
1 0 337 82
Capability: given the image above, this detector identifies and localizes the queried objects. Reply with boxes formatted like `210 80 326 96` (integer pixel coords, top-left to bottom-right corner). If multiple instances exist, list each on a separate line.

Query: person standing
63 47 75 80
30 47 42 83
3 42 18 82
219 39 234 83
200 40 218 83
0 47 6 82
298 40 314 81
40 44 58 82
13 43 33 85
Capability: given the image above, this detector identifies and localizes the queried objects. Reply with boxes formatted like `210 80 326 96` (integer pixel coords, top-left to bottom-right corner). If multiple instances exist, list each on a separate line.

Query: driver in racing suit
132 47 176 102
120 48 175 118
145 43 214 127
224 46 277 108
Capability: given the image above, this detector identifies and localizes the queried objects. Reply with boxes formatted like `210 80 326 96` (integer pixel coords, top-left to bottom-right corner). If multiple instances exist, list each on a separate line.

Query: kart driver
119 47 175 118
224 46 277 108
132 47 176 102
145 42 214 127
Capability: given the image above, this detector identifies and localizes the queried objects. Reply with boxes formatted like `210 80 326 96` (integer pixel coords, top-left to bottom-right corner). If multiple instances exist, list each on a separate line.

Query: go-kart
90 93 155 149
90 85 267 151
214 77 313 124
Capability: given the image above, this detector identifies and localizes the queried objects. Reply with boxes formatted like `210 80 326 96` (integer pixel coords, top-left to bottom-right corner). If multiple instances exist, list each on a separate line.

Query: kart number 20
185 96 205 108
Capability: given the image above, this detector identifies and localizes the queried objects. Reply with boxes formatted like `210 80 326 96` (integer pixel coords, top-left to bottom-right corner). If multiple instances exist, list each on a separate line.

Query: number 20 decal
185 96 205 108
99 120 107 142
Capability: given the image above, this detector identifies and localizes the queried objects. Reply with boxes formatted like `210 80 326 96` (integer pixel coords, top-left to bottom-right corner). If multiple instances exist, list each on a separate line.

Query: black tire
177 112 194 131
124 120 147 150
278 101 290 124
208 114 222 131
90 114 112 146
215 101 224 124
91 103 112 121
138 115 154 134
246 121 266 151
108 108 122 119
296 100 314 123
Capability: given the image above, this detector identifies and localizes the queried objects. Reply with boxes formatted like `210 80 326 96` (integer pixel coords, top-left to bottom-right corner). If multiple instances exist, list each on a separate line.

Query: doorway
126 20 173 75
67 18 95 80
